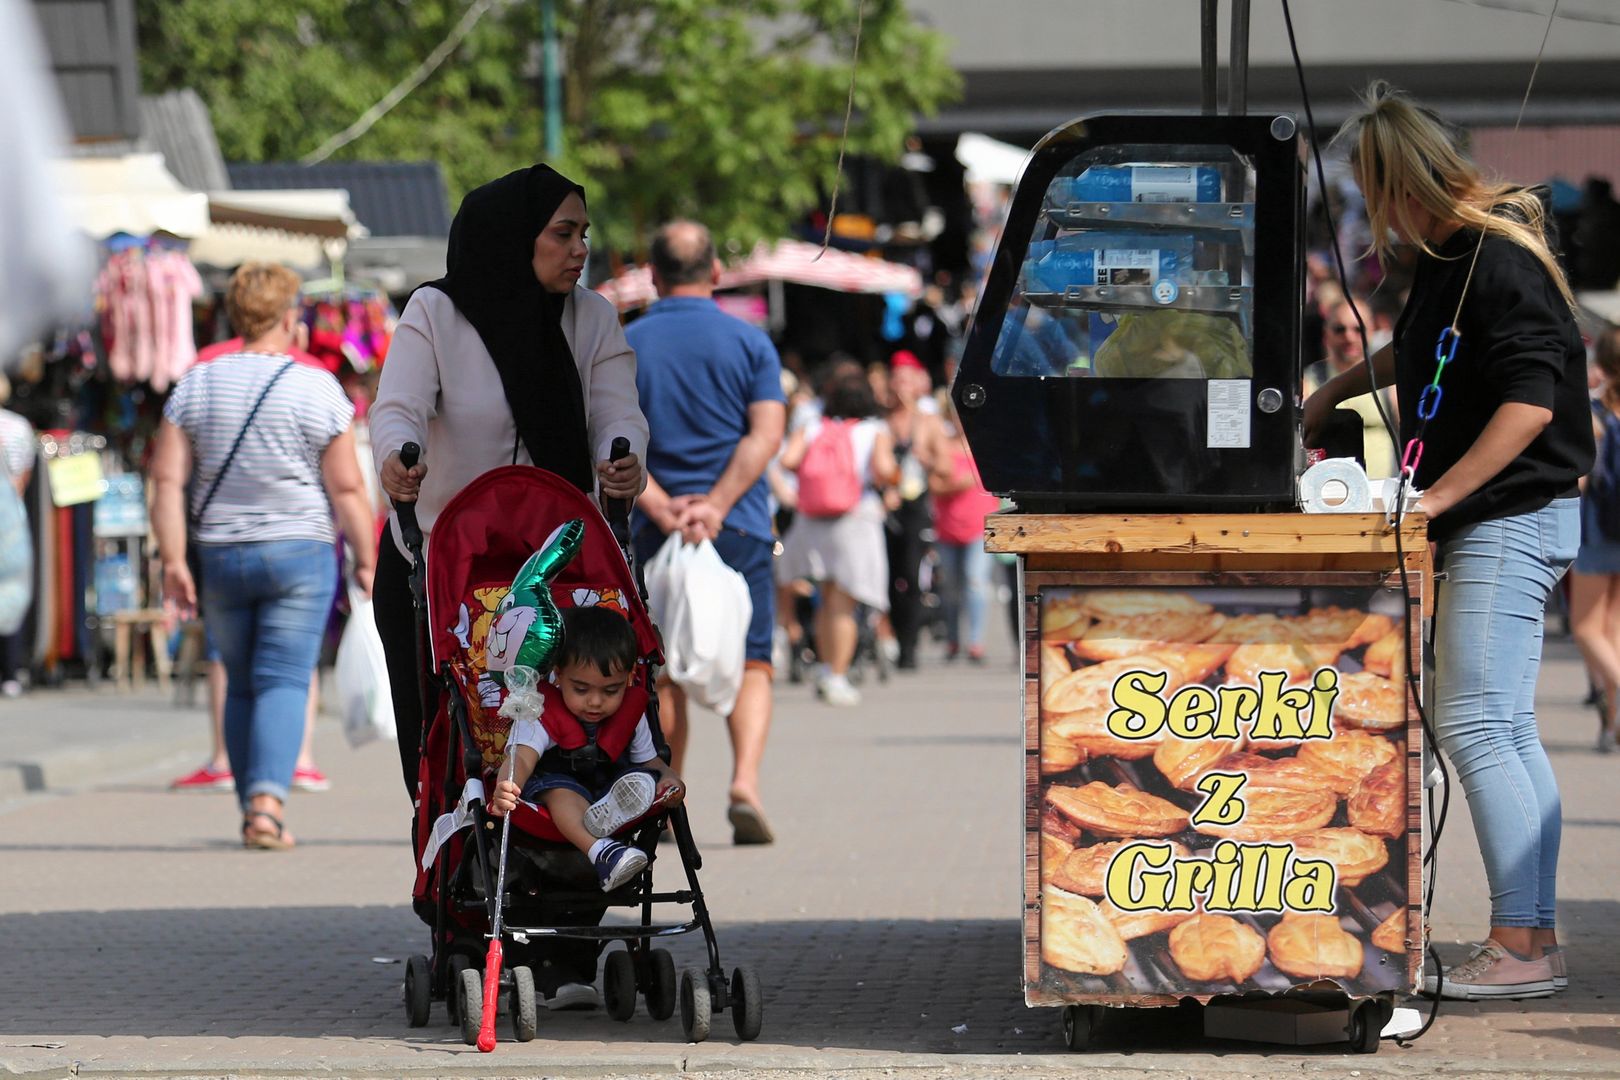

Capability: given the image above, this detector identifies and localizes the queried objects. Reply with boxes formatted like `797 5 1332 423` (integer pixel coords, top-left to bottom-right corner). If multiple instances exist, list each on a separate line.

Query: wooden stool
111 610 173 693
172 619 210 706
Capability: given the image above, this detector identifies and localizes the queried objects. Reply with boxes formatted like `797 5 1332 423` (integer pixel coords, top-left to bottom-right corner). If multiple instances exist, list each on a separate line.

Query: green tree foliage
136 0 959 253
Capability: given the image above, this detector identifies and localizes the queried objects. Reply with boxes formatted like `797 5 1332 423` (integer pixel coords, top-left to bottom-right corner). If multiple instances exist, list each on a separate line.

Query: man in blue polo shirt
630 221 786 845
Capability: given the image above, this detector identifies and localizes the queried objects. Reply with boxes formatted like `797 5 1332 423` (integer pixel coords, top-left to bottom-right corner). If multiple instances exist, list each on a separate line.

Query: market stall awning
596 240 924 313
57 152 211 240
190 189 368 271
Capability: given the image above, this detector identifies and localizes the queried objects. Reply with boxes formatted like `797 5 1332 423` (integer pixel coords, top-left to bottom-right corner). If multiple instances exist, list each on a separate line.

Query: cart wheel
509 965 538 1042
680 968 712 1043
458 967 483 1046
404 955 431 1027
446 954 470 1026
1062 1004 1098 1051
603 949 638 1022
730 966 763 1041
1348 999 1381 1054
645 948 678 1021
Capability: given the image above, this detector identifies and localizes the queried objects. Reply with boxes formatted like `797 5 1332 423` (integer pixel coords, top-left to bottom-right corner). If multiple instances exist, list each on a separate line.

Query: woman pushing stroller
489 604 685 891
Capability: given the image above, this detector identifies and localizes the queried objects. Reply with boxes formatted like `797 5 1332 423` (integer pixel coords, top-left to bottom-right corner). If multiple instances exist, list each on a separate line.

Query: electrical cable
1283 0 1562 1043
815 0 867 261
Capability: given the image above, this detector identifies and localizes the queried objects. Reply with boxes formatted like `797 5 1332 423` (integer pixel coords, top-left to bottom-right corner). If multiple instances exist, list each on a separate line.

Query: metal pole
1228 0 1250 116
1201 0 1219 116
542 0 562 158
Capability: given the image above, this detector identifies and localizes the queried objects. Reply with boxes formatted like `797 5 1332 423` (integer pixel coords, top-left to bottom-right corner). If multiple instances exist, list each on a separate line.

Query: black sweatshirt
1393 228 1594 541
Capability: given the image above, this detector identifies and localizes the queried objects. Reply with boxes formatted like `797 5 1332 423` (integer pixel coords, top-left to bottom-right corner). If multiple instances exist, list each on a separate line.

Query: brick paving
0 622 1616 1078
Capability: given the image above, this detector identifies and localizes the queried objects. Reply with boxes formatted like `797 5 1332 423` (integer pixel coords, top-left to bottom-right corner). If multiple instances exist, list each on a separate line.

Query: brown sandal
242 810 296 851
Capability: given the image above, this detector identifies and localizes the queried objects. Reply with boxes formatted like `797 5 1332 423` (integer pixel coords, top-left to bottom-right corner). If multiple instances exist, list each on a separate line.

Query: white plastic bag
643 534 752 717
336 593 396 747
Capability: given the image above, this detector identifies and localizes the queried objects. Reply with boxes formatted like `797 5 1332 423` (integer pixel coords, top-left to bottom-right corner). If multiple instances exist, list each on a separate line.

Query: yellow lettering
1245 844 1289 913
1107 670 1169 740
1104 842 1173 911
1190 771 1248 827
1166 685 1217 739
1212 684 1257 740
1304 668 1339 739
1167 858 1214 912
1283 858 1338 912
1252 671 1312 739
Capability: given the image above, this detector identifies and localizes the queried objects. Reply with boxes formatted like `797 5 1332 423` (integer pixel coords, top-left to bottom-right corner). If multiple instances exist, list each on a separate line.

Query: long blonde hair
1333 81 1575 312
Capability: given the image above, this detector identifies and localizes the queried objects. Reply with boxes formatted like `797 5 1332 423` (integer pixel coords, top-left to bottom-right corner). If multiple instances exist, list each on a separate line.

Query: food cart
951 109 1428 1052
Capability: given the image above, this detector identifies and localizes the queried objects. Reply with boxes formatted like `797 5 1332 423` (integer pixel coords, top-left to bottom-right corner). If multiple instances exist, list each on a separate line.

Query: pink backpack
796 419 863 517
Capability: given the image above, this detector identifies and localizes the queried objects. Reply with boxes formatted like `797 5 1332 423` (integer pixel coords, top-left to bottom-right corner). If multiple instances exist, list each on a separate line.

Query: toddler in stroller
395 447 761 1049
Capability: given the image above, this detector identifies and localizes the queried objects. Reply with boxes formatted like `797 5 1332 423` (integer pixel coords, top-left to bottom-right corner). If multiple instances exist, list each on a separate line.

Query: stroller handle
602 435 633 548
395 442 426 556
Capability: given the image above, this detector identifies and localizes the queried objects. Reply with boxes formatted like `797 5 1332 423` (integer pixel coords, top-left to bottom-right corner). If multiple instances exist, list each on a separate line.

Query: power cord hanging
816 0 866 261
1281 0 1560 1044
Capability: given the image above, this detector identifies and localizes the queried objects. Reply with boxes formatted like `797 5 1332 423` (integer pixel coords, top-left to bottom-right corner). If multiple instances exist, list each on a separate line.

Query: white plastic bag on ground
643 534 752 717
336 592 396 747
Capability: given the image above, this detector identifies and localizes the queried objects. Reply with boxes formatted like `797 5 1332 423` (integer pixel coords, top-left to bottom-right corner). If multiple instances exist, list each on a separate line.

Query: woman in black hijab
371 164 648 788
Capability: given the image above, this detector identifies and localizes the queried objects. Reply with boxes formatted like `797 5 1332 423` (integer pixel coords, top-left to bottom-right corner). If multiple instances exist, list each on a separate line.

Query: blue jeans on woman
937 540 992 652
198 540 336 809
1432 498 1579 929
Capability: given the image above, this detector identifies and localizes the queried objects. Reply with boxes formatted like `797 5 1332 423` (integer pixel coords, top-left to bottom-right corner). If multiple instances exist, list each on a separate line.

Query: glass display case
954 114 1304 511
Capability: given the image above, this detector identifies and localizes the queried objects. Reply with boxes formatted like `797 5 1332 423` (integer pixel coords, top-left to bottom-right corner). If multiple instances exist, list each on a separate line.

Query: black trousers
885 496 931 663
374 537 426 797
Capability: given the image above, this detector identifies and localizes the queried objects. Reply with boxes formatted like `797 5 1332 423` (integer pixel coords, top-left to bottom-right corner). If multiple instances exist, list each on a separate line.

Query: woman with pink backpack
775 373 899 706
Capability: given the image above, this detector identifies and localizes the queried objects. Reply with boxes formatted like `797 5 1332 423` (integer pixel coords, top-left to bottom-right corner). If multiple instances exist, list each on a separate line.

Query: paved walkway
0 621 1616 1078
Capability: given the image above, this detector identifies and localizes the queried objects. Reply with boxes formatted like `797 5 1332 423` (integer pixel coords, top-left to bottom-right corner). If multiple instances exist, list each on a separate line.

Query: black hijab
422 164 594 492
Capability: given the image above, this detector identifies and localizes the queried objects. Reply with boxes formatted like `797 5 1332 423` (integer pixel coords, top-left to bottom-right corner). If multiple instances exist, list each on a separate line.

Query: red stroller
393 445 761 1046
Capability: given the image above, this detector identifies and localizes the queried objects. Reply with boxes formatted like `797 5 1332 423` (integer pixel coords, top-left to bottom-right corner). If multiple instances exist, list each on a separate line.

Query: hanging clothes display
301 284 395 375
95 242 204 392
28 431 110 680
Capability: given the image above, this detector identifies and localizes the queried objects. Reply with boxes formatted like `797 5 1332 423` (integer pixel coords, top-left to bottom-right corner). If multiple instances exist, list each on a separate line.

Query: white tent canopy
955 132 1031 187
57 153 211 240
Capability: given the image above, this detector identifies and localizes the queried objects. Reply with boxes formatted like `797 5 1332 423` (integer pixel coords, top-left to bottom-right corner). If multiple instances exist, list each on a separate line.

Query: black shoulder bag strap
188 358 296 551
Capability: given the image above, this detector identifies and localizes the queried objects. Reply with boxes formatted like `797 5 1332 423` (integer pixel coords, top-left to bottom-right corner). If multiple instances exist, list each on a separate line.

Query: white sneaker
545 982 601 1011
821 674 862 708
0 680 21 699
583 772 658 838
879 637 901 665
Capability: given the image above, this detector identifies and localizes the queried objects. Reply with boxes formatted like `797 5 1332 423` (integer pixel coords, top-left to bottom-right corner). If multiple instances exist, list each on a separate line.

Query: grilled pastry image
1285 827 1390 887
1144 641 1239 686
1210 750 1334 793
1041 885 1129 975
1348 758 1406 839
1071 609 1226 663
1361 630 1406 679
1076 590 1212 619
1267 913 1365 980
1295 729 1398 792
1041 828 1076 878
1371 907 1408 954
1333 671 1406 731
1193 787 1336 841
1048 781 1188 837
1041 731 1087 775
1052 838 1191 897
1155 735 1247 790
1167 914 1267 982
1043 655 1186 761
1100 898 1197 941
1292 606 1394 651
1042 595 1092 642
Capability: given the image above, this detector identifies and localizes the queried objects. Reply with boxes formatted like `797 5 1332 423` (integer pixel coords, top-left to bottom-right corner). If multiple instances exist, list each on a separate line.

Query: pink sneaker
1421 941 1556 1000
292 766 331 792
170 764 233 792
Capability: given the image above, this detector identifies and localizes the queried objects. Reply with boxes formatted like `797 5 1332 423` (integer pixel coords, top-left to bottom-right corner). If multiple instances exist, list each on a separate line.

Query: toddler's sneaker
583 772 657 838
170 764 233 791
545 982 601 1011
1420 941 1556 1000
820 673 862 708
292 765 331 792
594 840 649 892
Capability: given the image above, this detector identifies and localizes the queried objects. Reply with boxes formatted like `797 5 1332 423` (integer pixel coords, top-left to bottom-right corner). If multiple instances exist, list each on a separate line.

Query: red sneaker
292 766 331 792
170 764 233 791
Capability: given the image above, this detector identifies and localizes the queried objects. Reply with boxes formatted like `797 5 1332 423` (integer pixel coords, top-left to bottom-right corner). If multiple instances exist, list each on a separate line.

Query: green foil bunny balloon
486 519 585 684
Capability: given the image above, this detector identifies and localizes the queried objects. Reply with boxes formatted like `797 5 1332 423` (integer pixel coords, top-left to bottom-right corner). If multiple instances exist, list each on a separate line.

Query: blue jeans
1432 498 1578 928
198 540 336 809
937 541 992 651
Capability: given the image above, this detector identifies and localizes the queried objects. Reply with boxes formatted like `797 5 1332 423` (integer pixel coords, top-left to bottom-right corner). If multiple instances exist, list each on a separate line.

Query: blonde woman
1570 328 1620 754
1304 83 1593 1000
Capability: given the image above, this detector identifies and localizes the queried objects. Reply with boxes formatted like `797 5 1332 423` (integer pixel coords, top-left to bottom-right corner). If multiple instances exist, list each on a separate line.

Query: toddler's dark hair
557 605 638 676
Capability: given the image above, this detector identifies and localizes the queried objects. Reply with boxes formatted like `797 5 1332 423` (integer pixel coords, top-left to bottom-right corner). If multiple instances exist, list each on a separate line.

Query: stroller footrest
505 920 699 941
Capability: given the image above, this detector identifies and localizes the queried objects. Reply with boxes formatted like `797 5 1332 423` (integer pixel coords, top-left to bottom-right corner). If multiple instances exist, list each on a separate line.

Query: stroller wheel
730 965 763 1041
458 967 483 1046
680 968 712 1043
446 954 470 1026
603 948 637 1022
509 966 538 1042
404 955 431 1027
645 948 678 1021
